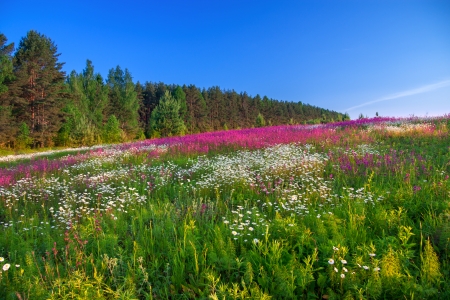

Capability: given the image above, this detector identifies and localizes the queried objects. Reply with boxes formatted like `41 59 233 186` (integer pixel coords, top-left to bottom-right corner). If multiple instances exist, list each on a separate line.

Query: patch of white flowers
367 122 434 134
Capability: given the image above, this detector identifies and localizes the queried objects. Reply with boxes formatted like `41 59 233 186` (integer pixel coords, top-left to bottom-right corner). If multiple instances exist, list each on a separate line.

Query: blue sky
2 0 449 119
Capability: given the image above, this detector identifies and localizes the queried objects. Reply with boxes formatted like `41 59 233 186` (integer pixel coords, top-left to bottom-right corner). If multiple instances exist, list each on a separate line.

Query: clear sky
2 0 449 119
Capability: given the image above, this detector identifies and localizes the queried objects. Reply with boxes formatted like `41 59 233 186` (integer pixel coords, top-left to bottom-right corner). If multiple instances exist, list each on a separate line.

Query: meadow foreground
0 116 449 299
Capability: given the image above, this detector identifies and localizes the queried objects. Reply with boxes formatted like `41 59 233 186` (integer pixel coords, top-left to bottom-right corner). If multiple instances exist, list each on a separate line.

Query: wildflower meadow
0 116 449 299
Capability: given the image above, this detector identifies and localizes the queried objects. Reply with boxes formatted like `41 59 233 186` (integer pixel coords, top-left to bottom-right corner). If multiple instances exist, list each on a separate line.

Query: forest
0 31 348 149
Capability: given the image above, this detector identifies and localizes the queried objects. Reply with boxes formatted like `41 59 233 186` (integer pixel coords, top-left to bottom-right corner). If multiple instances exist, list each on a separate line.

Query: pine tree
172 85 187 121
0 33 14 95
16 121 33 149
0 33 16 146
135 81 146 135
141 82 157 137
240 92 251 128
149 90 185 137
0 104 14 147
79 60 109 127
225 90 240 129
250 94 262 124
206 86 224 131
64 60 109 145
103 115 122 143
11 30 66 147
255 113 266 127
184 85 207 133
106 66 139 137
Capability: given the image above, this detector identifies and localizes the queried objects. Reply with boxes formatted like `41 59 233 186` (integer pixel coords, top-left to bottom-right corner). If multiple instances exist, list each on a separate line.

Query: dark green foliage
107 66 139 137
0 33 14 95
16 122 33 149
56 120 71 147
172 85 187 121
63 60 108 145
10 30 66 147
135 81 146 138
149 90 186 137
0 30 345 149
0 104 14 147
184 84 208 133
103 115 122 143
68 60 109 129
255 113 266 127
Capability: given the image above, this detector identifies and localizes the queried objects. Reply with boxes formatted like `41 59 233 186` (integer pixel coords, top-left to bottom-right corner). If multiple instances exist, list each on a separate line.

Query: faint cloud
345 79 450 111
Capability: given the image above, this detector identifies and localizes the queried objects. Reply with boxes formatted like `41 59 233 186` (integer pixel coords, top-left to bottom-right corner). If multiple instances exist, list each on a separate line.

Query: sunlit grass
0 116 449 299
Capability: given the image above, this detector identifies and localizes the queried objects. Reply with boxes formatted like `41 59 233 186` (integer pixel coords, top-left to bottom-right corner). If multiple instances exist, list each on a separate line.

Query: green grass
0 121 449 299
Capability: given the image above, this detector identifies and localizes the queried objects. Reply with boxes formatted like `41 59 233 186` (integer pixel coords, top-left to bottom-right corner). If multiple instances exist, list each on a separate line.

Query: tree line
0 31 349 149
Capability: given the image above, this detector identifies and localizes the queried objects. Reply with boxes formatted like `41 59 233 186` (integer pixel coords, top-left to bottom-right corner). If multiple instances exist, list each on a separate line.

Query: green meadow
0 117 449 299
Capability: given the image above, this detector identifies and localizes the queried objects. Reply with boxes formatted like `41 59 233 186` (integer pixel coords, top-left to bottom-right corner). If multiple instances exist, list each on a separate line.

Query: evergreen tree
11 30 66 147
0 33 16 146
255 112 266 127
172 85 187 122
103 115 122 143
0 33 14 95
149 90 185 137
240 92 251 128
16 121 33 149
64 60 109 145
134 81 146 139
107 66 139 137
225 90 240 129
0 30 348 148
184 85 207 133
0 104 14 147
141 82 157 137
59 102 98 146
250 94 262 124
206 86 224 130
135 81 145 128
201 88 212 132
79 60 109 127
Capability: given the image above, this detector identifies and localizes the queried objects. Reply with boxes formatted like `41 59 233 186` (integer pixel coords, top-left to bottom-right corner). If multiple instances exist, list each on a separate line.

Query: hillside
0 116 449 298
0 31 347 150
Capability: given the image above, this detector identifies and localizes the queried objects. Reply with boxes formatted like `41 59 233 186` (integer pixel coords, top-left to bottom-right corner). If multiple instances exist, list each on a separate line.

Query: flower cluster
0 256 19 275
327 246 381 280
224 205 268 242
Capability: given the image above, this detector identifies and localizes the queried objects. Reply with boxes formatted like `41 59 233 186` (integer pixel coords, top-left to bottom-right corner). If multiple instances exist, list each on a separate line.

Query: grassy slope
0 119 449 299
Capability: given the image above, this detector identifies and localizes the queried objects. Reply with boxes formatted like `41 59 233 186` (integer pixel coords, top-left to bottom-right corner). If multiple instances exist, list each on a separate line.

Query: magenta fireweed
332 148 432 177
0 114 449 298
1 115 448 187
128 124 372 157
